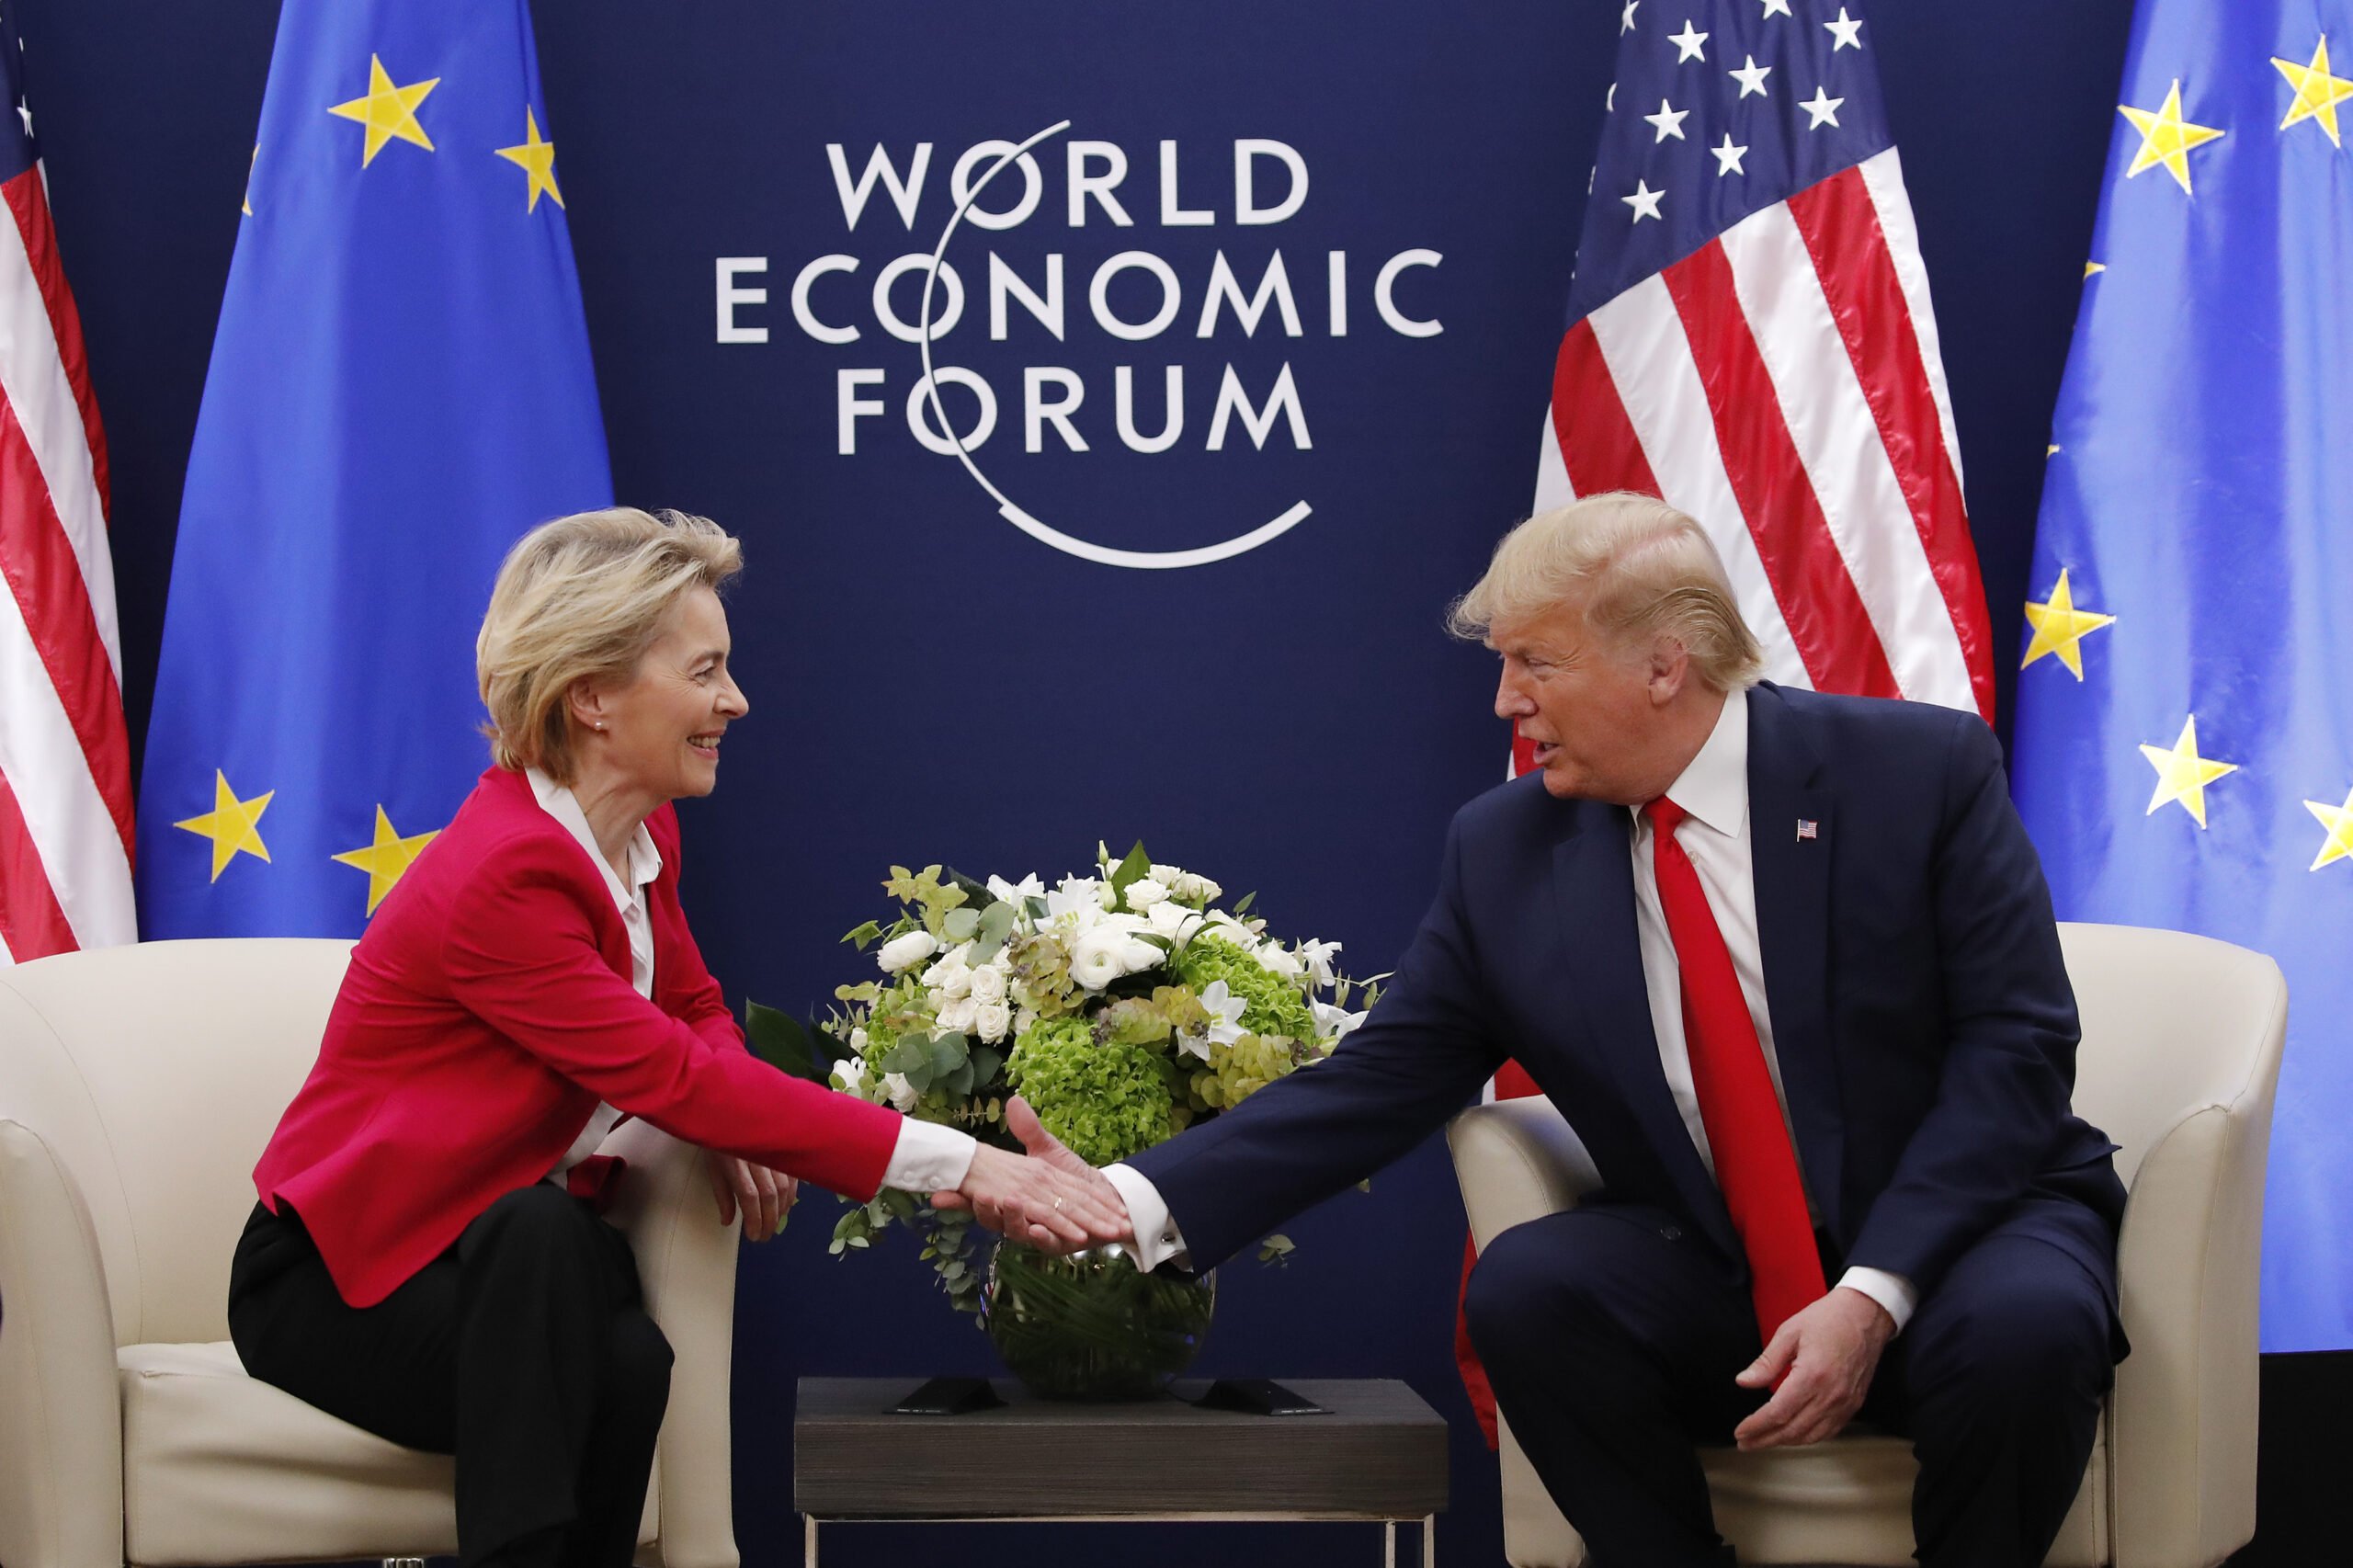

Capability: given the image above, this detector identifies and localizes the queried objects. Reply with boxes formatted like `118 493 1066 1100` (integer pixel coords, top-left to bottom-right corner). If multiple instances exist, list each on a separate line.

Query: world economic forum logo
714 122 1447 569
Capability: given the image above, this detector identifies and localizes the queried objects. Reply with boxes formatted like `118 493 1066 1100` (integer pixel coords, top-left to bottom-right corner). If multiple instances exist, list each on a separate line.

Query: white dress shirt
525 769 974 1196
1110 688 1916 1333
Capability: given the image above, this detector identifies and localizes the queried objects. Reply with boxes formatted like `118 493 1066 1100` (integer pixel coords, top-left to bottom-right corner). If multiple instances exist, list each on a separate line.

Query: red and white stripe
0 155 134 964
1531 148 1994 722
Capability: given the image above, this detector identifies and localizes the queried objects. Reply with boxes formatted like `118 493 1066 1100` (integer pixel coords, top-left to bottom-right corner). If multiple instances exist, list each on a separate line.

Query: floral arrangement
749 844 1375 1312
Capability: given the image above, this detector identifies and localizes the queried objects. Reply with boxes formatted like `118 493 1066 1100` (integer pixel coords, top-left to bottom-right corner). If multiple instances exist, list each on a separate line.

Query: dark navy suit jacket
1130 683 2126 1313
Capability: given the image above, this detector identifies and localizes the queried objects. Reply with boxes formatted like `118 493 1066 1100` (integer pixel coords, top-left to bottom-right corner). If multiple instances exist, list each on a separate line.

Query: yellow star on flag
2140 715 2238 828
328 54 439 168
2119 79 2226 194
2020 568 2117 678
2084 260 2106 278
2303 789 2353 871
2273 35 2353 148
174 770 275 881
494 107 565 212
331 806 442 916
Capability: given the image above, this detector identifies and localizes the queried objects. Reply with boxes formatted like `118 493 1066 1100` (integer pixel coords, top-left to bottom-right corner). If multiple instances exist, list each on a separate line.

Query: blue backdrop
24 3 2154 1564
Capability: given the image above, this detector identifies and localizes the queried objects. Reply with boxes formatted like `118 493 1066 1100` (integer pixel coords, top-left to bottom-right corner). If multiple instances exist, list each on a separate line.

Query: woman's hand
931 1097 1132 1252
705 1151 798 1241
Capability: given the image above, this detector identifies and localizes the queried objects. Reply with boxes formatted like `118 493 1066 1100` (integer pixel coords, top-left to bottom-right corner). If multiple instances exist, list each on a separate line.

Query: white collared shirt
1111 688 1916 1332
523 768 975 1198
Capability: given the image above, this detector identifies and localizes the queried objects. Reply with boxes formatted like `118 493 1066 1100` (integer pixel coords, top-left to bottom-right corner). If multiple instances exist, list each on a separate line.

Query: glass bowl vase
981 1240 1216 1401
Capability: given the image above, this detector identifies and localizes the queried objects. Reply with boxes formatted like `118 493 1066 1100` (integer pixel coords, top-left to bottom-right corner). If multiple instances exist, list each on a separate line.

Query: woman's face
592 586 747 802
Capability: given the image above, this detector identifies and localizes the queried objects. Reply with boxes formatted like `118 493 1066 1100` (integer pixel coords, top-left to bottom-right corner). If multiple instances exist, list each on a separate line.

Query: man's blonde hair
477 507 743 781
1447 492 1764 692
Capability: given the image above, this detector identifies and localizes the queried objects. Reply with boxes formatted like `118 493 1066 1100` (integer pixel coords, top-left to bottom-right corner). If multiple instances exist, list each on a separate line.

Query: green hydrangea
1006 1016 1176 1165
1172 937 1316 1042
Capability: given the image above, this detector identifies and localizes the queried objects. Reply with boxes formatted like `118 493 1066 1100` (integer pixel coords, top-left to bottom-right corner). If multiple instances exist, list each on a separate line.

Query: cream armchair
1449 922 2285 1568
0 938 745 1568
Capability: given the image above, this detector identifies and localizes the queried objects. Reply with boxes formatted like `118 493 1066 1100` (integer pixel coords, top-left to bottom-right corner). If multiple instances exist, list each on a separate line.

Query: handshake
931 1096 1138 1255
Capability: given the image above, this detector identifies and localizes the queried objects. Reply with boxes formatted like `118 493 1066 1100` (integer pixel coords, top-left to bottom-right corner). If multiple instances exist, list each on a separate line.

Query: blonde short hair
1447 492 1764 692
477 507 743 780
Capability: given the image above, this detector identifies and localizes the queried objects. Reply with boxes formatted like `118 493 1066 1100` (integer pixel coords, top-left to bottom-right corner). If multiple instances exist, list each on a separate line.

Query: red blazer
254 765 901 1306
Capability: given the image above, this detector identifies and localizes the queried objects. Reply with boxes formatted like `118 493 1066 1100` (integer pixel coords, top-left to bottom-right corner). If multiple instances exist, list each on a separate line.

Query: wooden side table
792 1377 1450 1566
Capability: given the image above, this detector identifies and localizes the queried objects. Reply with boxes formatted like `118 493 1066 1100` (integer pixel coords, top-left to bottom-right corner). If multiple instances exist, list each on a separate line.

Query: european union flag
2011 0 2353 1352
135 0 610 938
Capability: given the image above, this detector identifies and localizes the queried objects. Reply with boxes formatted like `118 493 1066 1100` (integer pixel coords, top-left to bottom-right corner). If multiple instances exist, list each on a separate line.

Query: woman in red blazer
227 508 1120 1568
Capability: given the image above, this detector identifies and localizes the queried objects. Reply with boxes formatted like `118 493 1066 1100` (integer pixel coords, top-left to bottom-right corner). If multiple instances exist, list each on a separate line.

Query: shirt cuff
881 1117 976 1195
1104 1163 1189 1272
1836 1266 1916 1334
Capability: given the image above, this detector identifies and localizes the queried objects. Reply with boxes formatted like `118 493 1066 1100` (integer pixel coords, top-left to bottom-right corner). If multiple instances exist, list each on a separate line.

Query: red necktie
1644 797 1825 1343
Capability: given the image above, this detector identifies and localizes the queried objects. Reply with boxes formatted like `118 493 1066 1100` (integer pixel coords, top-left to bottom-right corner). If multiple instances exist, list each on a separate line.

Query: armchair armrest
0 1119 126 1568
2108 994 2282 1568
603 1120 741 1568
1447 1097 1604 1254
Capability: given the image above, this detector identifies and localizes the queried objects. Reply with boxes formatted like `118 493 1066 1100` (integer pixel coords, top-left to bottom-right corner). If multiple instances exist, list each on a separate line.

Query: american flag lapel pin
1796 819 1818 842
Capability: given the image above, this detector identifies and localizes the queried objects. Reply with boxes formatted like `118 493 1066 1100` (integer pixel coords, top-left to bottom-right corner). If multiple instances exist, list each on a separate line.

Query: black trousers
1463 1203 2119 1568
227 1186 673 1568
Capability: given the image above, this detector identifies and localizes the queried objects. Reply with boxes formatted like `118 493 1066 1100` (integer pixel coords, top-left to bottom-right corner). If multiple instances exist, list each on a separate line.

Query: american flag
1535 0 1991 720
1468 0 1996 1441
0 9 134 965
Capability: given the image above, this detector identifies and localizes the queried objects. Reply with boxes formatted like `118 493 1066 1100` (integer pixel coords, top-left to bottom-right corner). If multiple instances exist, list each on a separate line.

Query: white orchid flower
986 872 1046 906
1256 941 1305 980
1044 875 1105 926
1297 938 1344 988
1312 998 1369 1045
831 1057 871 1096
1202 980 1249 1047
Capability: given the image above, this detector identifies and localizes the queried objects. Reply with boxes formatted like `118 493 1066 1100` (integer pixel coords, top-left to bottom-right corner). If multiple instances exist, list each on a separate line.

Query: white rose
1176 871 1222 903
1069 926 1131 991
848 1027 870 1051
1147 901 1199 945
937 996 981 1036
969 964 1008 1006
876 930 938 973
974 1000 1013 1042
831 1057 870 1096
1013 1005 1039 1039
922 949 973 999
1123 879 1171 912
881 1071 920 1110
1148 862 1182 888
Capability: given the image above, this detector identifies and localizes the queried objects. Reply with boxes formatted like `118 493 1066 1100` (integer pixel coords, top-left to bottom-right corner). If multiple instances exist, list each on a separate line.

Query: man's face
1490 595 1669 804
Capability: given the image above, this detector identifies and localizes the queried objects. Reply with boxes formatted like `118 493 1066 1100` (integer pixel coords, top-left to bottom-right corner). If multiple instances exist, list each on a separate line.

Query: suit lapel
1551 806 1738 1261
1745 685 1845 1235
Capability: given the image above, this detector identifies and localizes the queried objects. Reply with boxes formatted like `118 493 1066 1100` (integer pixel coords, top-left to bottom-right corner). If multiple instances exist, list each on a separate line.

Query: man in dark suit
1022 494 2127 1567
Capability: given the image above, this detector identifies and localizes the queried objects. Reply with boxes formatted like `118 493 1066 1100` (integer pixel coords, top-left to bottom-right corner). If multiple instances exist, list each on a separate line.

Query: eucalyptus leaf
942 906 981 941
970 1046 1004 1085
968 901 1018 964
880 1039 929 1076
1233 892 1256 917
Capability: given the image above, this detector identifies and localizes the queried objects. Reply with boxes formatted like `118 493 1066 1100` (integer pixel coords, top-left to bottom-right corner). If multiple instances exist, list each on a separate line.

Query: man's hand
931 1096 1133 1253
706 1152 798 1242
1732 1287 1894 1450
